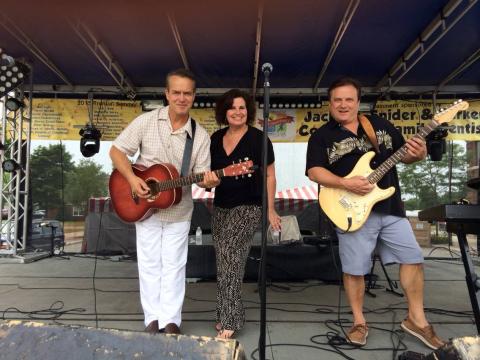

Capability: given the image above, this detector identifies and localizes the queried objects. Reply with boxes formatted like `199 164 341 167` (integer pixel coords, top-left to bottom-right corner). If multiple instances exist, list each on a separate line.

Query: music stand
365 252 403 298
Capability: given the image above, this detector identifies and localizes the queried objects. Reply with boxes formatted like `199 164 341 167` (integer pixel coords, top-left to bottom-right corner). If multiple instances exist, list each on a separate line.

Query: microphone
261 63 273 76
0 53 15 67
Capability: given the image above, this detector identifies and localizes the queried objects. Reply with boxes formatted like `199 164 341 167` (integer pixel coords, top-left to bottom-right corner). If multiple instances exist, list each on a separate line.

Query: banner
31 99 142 140
371 100 480 141
30 98 480 141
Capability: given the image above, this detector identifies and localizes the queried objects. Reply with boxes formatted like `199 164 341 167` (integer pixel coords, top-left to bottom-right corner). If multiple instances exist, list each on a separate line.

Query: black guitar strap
180 119 196 177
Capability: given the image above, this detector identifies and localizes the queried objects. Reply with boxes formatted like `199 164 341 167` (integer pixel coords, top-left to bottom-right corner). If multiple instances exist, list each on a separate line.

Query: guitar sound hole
146 179 159 197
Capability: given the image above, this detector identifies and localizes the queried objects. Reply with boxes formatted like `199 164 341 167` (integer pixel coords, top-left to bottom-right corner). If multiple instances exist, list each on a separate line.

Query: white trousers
135 217 190 328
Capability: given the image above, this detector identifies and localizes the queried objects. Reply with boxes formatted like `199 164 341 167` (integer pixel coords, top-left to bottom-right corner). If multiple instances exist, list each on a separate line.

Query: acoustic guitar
319 100 469 232
109 160 254 222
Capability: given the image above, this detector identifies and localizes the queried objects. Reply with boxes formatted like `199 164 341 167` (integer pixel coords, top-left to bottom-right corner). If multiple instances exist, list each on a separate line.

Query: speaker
0 321 246 360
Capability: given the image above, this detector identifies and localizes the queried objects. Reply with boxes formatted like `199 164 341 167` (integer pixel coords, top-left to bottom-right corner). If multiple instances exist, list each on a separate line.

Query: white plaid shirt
112 106 211 222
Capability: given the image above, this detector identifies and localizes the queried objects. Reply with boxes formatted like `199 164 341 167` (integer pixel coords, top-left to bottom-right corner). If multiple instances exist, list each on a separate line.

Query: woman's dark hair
215 89 256 126
327 77 362 100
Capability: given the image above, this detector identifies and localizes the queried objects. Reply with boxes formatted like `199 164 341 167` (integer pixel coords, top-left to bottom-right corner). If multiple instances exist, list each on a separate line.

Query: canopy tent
1 0 479 99
1 0 479 256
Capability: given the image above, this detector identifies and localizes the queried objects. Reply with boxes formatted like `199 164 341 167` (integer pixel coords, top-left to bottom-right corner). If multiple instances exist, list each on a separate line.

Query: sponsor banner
30 99 480 141
31 99 142 140
372 100 480 141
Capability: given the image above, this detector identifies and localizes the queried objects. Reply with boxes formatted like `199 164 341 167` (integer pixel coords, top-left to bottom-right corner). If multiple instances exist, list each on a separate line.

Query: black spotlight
5 97 25 112
426 127 448 161
79 123 102 158
2 159 21 172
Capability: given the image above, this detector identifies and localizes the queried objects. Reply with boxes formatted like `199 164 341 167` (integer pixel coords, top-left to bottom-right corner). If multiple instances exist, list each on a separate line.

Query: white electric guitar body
319 100 469 232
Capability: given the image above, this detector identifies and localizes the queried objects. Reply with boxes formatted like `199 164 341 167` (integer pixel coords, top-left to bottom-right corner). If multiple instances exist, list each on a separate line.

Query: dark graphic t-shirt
306 114 406 217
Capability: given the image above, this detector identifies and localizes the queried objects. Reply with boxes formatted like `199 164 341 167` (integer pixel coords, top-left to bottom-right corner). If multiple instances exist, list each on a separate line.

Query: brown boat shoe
401 317 445 350
346 323 369 346
144 320 159 333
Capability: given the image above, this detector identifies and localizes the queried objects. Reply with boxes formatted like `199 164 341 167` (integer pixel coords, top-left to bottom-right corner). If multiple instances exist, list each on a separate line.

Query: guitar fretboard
150 169 225 194
367 119 439 184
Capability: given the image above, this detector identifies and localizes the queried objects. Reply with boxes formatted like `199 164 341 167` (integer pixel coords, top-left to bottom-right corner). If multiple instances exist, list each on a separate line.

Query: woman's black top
210 126 275 208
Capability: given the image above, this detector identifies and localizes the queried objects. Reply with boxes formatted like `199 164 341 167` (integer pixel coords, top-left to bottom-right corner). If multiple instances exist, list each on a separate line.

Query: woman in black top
210 89 281 339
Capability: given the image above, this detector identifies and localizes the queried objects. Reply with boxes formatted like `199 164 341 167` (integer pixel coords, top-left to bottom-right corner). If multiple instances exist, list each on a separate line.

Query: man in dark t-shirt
306 77 444 350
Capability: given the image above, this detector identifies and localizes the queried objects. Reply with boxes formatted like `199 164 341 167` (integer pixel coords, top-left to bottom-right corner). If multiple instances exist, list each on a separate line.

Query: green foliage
64 159 109 207
30 144 75 212
30 144 109 214
398 142 467 210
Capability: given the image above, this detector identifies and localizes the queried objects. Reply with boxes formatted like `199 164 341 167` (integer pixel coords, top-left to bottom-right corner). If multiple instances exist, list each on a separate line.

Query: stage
0 242 478 360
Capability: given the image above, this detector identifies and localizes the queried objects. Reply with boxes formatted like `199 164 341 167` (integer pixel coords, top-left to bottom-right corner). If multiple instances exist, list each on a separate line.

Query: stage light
199 102 205 108
278 103 284 108
79 123 102 158
5 97 25 112
2 159 21 173
284 103 290 108
426 127 448 161
272 103 277 108
193 102 198 108
206 102 211 107
0 49 29 97
291 103 296 108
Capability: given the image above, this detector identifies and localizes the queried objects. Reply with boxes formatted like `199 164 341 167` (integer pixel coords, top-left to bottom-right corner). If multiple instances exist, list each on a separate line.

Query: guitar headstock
224 159 255 177
434 100 469 124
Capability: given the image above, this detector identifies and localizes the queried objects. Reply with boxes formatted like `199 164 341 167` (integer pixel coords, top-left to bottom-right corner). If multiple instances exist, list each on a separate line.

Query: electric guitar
319 100 469 232
109 160 254 222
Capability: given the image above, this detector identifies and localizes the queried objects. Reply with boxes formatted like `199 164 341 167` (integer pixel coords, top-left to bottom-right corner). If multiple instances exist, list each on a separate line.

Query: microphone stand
258 63 272 360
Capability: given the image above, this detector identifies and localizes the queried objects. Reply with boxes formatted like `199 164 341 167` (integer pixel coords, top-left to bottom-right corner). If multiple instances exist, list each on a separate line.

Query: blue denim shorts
336 212 424 275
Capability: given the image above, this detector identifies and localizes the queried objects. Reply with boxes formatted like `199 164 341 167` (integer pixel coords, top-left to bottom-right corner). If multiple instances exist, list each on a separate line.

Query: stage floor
0 244 478 360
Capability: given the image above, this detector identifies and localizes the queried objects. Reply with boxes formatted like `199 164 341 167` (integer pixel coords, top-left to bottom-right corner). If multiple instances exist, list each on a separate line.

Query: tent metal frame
0 65 33 257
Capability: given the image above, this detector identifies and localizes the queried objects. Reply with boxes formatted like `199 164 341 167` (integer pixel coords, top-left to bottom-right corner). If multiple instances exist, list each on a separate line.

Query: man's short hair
165 68 196 91
328 77 362 100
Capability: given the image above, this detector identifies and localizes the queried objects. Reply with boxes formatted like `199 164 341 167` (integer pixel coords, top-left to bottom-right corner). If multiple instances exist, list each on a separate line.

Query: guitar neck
367 119 439 184
152 168 225 193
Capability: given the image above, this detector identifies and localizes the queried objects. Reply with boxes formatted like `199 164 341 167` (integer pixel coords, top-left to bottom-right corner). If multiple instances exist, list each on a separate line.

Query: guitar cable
337 217 352 234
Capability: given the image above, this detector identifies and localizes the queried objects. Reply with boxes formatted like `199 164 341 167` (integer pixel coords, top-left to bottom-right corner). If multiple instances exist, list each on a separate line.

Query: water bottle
195 226 203 245
272 230 280 245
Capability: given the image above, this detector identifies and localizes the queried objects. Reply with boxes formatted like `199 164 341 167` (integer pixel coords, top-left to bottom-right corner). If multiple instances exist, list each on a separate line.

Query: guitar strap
180 119 196 177
358 114 380 154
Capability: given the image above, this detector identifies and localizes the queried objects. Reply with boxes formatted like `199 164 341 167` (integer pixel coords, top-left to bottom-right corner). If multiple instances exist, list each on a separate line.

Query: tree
398 142 467 210
64 159 109 209
30 144 75 213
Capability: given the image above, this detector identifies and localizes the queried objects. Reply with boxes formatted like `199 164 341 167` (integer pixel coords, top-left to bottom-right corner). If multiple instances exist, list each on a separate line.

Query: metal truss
167 12 190 70
436 47 480 92
376 0 478 94
0 67 33 256
30 84 480 98
0 13 72 87
68 19 136 99
251 0 264 98
313 0 361 92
